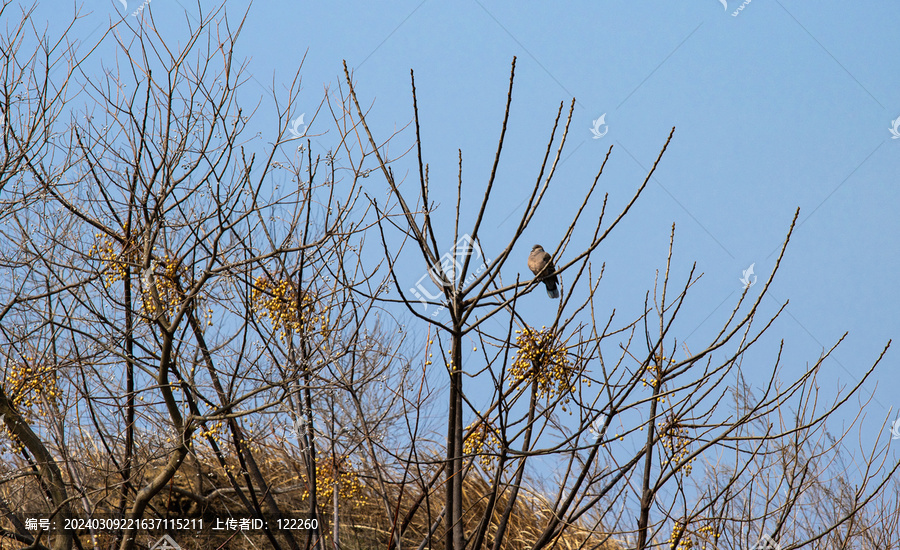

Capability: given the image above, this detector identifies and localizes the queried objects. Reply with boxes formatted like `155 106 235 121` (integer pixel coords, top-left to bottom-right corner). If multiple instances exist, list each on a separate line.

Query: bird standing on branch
528 244 560 299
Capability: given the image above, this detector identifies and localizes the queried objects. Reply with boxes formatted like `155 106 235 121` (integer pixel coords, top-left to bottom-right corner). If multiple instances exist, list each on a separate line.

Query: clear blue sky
37 1 900 460
241 1 899 440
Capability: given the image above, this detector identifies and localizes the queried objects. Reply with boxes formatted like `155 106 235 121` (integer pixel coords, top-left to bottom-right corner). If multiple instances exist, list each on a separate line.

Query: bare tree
0 5 411 550
0 3 87 548
342 56 897 550
0 4 897 550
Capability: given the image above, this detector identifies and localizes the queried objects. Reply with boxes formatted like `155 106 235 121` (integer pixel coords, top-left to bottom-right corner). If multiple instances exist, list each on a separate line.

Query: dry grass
0 440 618 550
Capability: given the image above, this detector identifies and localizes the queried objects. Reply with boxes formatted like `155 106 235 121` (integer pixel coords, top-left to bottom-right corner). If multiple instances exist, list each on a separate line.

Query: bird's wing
541 252 553 272
527 251 541 274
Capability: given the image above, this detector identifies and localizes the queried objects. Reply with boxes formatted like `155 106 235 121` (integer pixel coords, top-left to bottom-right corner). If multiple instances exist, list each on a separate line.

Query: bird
528 244 559 299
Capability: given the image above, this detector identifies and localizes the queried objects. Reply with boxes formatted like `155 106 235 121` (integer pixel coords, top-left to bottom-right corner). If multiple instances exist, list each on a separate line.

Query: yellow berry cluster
463 419 500 469
696 524 718 547
668 521 691 550
661 420 694 476
140 255 186 320
89 236 128 289
642 354 674 388
510 327 576 407
251 276 325 341
195 421 225 444
667 521 718 550
642 364 660 388
238 437 261 454
301 456 366 506
2 357 60 451
5 356 60 412
202 306 215 327
222 463 242 475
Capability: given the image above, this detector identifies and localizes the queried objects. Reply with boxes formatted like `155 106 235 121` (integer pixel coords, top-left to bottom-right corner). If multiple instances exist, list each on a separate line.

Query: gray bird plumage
528 244 559 299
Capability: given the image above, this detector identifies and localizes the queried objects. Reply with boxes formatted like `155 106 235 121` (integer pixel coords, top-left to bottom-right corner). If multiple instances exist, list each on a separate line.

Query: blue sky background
31 1 900 473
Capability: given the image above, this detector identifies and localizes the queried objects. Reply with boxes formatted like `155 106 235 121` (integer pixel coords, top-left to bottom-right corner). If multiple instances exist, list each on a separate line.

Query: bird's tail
546 283 560 299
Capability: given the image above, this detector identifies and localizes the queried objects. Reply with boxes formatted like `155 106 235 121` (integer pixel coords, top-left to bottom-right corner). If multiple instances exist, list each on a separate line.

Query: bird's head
531 244 544 252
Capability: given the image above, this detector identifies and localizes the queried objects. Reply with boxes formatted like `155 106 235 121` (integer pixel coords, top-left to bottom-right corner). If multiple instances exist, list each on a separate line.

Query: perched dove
528 244 559 299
